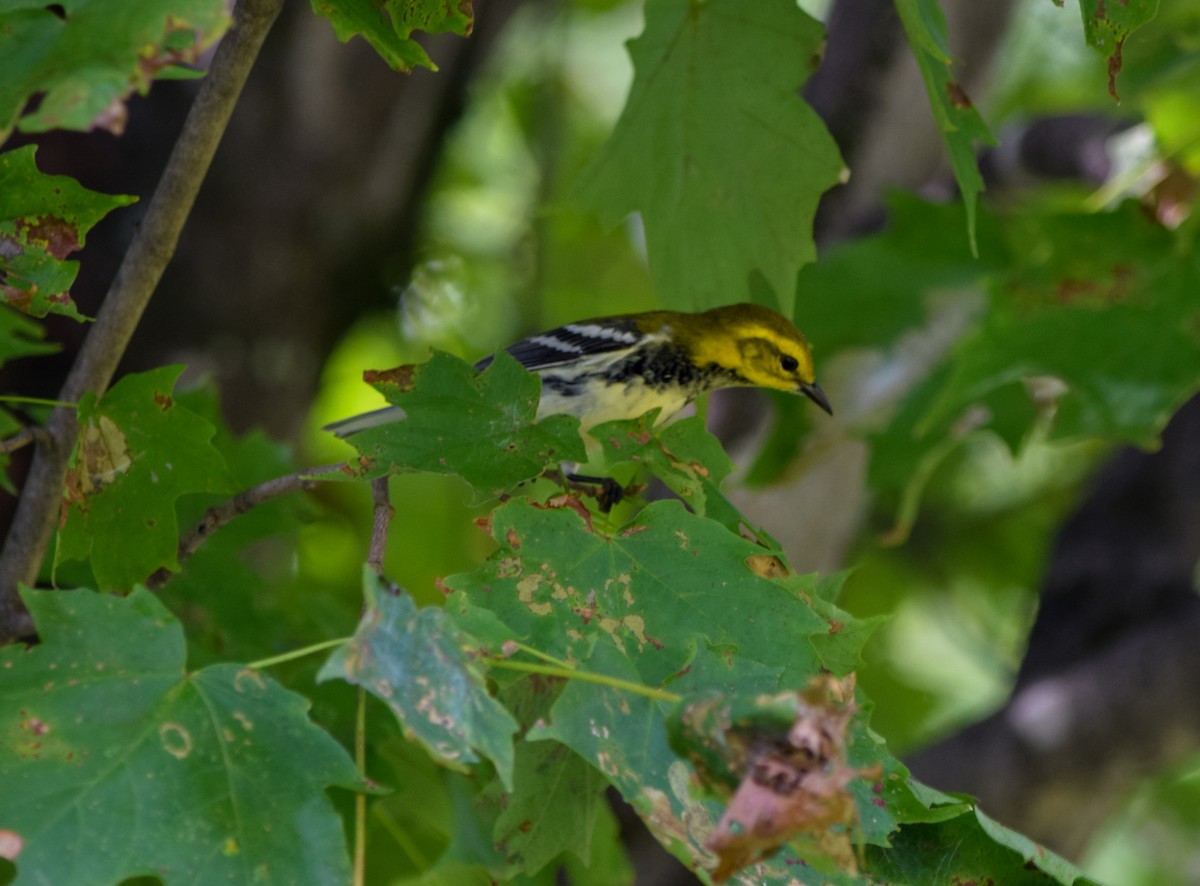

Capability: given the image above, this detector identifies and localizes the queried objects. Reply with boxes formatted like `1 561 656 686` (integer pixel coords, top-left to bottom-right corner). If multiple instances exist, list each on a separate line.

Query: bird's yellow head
679 303 832 413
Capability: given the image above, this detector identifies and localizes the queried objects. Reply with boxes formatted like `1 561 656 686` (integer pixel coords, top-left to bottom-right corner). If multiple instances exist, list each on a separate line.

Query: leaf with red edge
0 146 135 320
1076 0 1159 99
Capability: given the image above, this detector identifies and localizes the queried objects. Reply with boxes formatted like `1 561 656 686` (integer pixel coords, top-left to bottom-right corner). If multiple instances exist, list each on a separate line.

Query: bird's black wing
475 317 646 372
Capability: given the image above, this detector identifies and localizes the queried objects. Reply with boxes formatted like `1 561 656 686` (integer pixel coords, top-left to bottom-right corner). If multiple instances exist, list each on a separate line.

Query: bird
326 302 831 507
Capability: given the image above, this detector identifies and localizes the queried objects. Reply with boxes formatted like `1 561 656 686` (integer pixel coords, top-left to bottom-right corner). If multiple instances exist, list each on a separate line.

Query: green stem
512 641 574 669
246 636 350 670
489 658 681 703
354 685 367 886
0 395 76 408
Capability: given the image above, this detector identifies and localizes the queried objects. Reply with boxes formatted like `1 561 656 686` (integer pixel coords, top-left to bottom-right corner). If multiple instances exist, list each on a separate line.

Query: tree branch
145 463 346 590
368 476 393 574
0 0 286 643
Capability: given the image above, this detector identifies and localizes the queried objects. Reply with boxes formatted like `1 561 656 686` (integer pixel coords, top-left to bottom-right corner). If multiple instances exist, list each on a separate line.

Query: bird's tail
323 405 406 437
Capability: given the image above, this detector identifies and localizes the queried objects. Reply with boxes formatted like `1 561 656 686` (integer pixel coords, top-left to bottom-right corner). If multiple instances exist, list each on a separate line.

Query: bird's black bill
801 382 833 416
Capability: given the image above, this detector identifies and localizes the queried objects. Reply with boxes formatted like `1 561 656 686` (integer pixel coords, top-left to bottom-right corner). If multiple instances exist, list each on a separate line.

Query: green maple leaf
337 350 586 504
577 0 844 314
312 0 473 73
447 498 827 691
0 588 363 885
486 678 612 876
591 413 744 530
56 366 232 589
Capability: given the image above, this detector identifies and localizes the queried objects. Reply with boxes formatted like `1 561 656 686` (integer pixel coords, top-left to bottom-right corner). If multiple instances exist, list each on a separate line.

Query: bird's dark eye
780 354 800 373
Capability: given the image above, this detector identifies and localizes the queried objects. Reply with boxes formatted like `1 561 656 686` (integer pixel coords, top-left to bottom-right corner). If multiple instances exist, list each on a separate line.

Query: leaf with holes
56 366 232 590
0 146 136 320
443 497 1024 881
0 588 363 886
667 677 870 882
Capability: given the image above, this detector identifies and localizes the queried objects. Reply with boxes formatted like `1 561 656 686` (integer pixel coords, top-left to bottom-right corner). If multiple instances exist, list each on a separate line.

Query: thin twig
367 476 393 574
355 476 392 882
0 427 42 456
0 0 287 644
146 463 345 589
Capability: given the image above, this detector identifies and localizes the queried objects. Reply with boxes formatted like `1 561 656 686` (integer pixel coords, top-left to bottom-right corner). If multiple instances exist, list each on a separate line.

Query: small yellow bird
326 303 830 507
328 302 830 435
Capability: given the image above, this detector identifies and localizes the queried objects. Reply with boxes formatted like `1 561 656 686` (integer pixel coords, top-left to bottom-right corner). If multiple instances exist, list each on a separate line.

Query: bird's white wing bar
561 323 639 344
483 318 647 372
526 334 584 354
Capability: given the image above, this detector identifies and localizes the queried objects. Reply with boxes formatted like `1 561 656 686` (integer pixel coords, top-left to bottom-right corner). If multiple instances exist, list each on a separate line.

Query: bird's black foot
566 473 625 513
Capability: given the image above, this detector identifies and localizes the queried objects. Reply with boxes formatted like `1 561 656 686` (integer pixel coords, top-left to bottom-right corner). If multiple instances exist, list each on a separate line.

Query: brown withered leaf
705 675 875 882
363 364 417 389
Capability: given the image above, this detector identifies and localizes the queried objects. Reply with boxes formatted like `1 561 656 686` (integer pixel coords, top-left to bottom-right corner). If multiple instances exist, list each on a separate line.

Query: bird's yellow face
731 332 815 391
681 303 831 413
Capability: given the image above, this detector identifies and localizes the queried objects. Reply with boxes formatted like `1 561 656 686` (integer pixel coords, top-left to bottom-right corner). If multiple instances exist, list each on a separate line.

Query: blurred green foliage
3 0 1200 883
